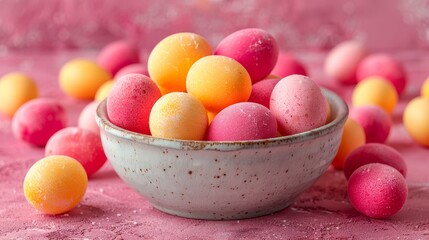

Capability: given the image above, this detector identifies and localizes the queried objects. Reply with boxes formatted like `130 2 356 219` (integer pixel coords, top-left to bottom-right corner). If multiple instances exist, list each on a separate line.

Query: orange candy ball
23 155 88 215
186 55 252 113
403 97 429 147
332 118 366 169
95 80 114 102
59 59 112 100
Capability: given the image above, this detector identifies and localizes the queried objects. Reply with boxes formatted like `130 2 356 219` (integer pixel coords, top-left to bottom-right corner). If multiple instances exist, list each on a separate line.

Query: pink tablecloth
1 49 429 239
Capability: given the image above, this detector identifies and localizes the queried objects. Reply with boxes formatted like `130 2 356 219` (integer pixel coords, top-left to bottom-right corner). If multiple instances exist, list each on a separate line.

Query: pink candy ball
107 74 161 134
78 101 100 135
349 105 392 143
97 40 140 76
356 54 407 95
324 41 368 85
45 127 107 177
206 102 277 141
344 143 407 180
270 75 327 135
348 163 408 219
248 78 280 109
115 63 149 79
12 98 67 147
271 52 307 77
215 28 279 83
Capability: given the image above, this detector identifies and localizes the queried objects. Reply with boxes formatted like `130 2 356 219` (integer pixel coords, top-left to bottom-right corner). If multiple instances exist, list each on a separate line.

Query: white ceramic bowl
96 88 348 220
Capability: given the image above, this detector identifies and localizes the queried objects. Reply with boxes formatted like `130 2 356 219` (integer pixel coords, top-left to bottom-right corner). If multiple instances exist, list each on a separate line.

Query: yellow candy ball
403 97 429 146
59 59 112 100
95 80 115 102
149 92 208 140
421 77 429 98
23 155 88 215
352 76 398 114
0 72 38 117
186 55 252 113
148 32 212 93
331 118 366 169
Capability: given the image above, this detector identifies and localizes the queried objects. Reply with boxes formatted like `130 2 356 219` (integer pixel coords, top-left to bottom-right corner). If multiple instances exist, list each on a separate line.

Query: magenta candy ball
349 105 392 143
78 101 100 135
97 40 140 76
115 63 149 79
107 74 161 134
271 52 307 77
270 75 327 136
214 28 279 83
356 54 407 95
12 98 67 147
248 78 281 109
206 102 277 141
348 163 408 219
45 127 107 177
344 143 407 180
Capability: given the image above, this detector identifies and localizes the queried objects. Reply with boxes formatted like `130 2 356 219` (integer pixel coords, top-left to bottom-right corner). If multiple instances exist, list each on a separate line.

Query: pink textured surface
1 50 429 239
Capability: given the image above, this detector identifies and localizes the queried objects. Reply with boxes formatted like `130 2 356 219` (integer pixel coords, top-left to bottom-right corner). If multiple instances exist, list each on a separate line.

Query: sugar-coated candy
23 155 87 215
107 74 160 134
206 102 277 141
356 54 407 95
403 97 429 147
45 127 106 177
78 101 100 135
270 75 328 135
248 78 280 109
331 118 366 170
349 105 391 144
352 76 398 114
12 98 67 147
324 41 368 84
348 163 407 219
148 32 212 92
149 92 208 140
215 28 278 83
271 52 307 77
186 55 252 113
97 40 140 76
0 72 38 117
343 143 407 180
59 59 112 100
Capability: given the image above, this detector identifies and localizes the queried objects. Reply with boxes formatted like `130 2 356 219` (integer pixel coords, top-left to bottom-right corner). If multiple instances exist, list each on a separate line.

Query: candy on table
421 77 429 98
78 101 100 135
59 59 112 100
12 98 67 147
149 92 208 141
23 155 88 215
270 51 307 77
186 55 252 113
349 105 392 144
206 102 277 141
95 80 115 102
343 143 407 180
107 74 161 135
356 53 407 95
0 72 38 117
45 127 107 177
114 63 149 79
324 40 368 85
331 118 366 170
97 40 140 76
347 163 407 219
270 74 328 136
352 76 398 114
248 78 281 109
403 97 429 147
148 32 212 93
215 28 278 84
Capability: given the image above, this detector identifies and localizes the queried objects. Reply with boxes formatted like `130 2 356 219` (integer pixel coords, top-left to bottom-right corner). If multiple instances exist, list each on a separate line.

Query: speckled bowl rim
96 88 348 151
